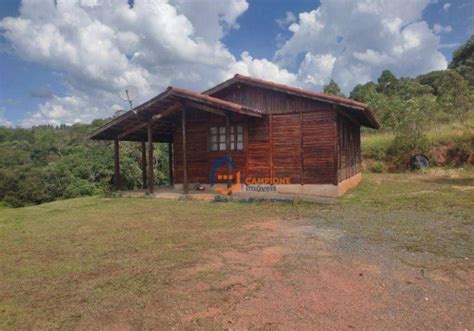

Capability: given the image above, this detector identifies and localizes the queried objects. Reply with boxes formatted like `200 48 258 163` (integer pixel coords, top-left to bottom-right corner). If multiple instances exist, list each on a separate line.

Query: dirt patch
165 218 473 329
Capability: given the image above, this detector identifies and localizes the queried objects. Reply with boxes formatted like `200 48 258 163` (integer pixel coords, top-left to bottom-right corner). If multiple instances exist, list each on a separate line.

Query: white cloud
0 0 451 126
433 23 453 33
1 0 268 127
171 0 248 42
20 95 115 127
298 53 336 85
276 11 297 29
443 3 451 11
0 107 13 127
274 0 447 93
230 51 297 85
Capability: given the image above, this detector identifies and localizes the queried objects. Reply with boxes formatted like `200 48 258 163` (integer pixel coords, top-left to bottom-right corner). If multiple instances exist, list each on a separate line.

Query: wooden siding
302 111 337 184
247 117 271 179
173 109 247 184
337 114 361 182
212 84 328 115
272 114 302 184
171 87 361 187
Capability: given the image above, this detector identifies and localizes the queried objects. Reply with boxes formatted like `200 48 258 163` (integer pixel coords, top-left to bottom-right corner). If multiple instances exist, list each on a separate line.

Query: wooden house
88 75 380 198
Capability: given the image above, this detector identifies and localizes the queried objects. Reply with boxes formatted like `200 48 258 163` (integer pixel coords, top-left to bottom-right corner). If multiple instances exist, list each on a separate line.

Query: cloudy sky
0 0 472 127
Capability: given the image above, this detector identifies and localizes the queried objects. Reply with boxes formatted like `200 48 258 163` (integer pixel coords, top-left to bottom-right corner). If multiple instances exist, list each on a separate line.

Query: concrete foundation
119 173 362 203
173 172 362 198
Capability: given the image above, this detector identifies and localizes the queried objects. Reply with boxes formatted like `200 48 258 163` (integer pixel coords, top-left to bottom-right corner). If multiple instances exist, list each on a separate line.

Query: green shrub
370 161 385 173
212 194 230 203
63 178 97 199
387 133 430 170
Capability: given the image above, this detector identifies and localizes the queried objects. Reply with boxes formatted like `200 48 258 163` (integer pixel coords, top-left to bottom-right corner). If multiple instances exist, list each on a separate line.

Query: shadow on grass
422 177 474 186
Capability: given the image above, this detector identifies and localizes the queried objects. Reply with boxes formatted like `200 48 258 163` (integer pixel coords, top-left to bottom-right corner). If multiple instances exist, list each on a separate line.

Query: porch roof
87 86 264 142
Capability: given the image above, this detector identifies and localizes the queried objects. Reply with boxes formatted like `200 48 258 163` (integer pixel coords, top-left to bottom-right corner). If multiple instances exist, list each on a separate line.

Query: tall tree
449 35 474 86
376 70 398 96
323 79 345 97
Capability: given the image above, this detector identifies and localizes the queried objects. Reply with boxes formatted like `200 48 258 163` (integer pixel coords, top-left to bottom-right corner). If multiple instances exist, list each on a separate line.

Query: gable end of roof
204 74 380 129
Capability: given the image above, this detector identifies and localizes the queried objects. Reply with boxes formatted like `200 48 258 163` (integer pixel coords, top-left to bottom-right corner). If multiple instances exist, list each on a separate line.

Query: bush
212 194 230 203
446 139 473 166
63 178 97 199
387 133 430 170
370 161 385 173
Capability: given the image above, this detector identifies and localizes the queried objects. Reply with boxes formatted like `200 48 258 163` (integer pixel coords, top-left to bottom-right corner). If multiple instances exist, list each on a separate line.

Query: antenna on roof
119 85 139 114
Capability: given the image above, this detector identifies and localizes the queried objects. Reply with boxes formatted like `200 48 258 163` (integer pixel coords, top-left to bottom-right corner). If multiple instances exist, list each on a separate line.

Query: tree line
0 122 170 207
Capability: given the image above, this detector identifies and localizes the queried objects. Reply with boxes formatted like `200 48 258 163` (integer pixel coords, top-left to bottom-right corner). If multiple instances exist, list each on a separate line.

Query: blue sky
0 0 472 127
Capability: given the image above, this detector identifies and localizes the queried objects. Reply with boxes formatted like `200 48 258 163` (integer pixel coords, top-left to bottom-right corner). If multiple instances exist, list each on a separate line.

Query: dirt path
164 218 473 330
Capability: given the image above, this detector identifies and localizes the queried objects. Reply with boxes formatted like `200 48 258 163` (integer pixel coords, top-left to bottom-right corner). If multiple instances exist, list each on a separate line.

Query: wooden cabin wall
337 114 361 182
173 109 248 184
246 117 271 179
172 86 357 186
214 85 338 185
173 109 337 186
302 111 337 185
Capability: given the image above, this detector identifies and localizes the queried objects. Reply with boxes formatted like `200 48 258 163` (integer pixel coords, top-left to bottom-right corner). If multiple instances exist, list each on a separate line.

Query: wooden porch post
225 113 232 188
182 107 188 194
114 138 121 190
147 123 154 194
141 140 147 189
168 142 173 185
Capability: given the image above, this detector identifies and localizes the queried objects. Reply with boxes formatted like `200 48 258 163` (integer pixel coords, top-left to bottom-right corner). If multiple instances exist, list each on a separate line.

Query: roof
87 86 263 141
204 74 380 129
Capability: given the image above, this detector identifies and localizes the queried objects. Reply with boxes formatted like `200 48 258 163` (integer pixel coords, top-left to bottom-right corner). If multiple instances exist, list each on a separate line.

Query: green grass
0 169 473 329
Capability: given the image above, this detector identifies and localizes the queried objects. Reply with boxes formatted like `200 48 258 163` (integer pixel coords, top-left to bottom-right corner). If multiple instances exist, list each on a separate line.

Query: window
219 126 226 151
210 127 218 151
210 125 244 151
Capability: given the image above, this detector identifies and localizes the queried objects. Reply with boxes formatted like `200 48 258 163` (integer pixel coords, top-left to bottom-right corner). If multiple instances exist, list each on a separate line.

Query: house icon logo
209 156 241 195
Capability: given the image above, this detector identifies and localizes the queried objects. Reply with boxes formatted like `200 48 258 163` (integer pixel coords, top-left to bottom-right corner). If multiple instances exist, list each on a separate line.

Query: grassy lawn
0 168 473 329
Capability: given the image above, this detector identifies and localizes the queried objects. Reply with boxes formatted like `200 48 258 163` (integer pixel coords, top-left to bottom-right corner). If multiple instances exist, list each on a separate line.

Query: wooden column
113 138 121 190
269 115 273 179
300 112 304 185
168 142 173 185
147 123 154 194
141 140 147 189
225 113 232 188
182 108 188 194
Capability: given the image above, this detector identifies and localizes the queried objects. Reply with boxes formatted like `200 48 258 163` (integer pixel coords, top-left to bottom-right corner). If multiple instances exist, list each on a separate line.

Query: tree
349 82 378 102
376 70 398 96
323 79 345 97
437 70 474 122
395 78 434 100
449 35 474 86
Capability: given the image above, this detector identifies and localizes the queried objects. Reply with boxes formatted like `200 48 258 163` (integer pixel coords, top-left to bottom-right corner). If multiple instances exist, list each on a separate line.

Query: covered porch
87 87 263 195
